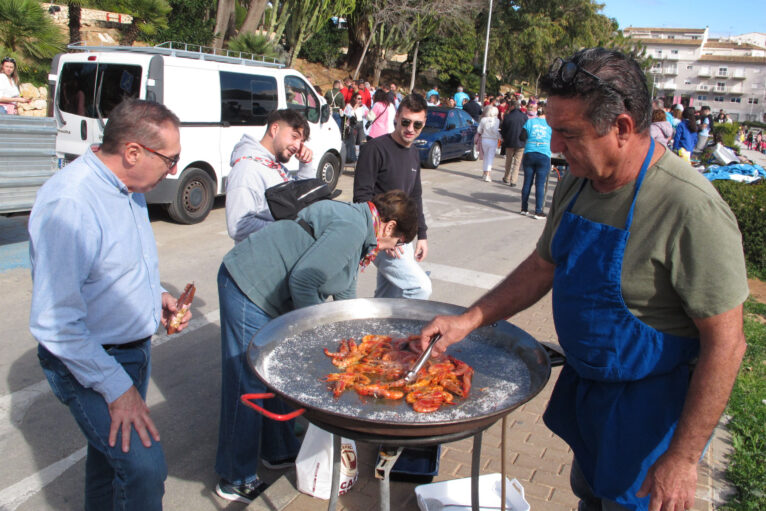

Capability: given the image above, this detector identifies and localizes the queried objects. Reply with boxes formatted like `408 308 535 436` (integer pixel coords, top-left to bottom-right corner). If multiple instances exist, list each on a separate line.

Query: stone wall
17 84 49 117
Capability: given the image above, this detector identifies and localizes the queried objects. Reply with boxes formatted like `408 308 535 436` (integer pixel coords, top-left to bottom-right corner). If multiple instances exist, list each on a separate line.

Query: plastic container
377 445 440 483
713 143 739 166
414 473 530 511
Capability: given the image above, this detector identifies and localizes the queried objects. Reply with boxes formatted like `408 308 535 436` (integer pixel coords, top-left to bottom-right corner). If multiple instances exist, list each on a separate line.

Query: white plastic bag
295 424 358 499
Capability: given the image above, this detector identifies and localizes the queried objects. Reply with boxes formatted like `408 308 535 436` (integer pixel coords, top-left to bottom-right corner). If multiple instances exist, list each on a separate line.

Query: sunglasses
133 142 180 170
552 58 625 100
399 118 424 130
395 239 407 247
2 57 15 64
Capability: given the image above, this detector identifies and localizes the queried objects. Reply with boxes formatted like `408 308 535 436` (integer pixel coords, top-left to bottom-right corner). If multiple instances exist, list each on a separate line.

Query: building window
748 98 760 104
714 96 725 102
684 80 692 85
686 65 694 70
730 98 741 103
697 95 707 100
671 50 679 54
718 67 728 76
657 50 663 55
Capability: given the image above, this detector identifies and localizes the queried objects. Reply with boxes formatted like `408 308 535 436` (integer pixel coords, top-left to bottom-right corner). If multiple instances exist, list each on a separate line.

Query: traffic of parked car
414 106 479 169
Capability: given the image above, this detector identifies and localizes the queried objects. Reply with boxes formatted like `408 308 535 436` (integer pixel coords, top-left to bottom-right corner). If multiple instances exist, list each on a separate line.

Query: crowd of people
27 48 750 511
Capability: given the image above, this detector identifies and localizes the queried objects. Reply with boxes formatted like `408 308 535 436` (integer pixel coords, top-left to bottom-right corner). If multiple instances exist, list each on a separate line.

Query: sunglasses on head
399 118 424 130
2 57 16 64
552 58 625 99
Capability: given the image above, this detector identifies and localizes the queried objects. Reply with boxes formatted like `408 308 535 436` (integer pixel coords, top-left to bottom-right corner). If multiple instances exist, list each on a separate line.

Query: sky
600 0 766 39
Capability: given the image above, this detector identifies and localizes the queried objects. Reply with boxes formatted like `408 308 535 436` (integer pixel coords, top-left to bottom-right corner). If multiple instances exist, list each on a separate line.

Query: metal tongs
403 334 442 384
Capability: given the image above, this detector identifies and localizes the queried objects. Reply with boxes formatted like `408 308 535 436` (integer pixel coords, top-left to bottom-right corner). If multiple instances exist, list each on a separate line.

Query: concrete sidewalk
247 292 734 511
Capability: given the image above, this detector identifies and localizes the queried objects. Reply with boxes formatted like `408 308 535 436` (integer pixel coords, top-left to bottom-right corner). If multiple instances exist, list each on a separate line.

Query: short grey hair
101 99 180 154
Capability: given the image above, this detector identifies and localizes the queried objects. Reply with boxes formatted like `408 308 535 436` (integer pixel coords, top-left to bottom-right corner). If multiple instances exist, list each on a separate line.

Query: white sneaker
484 175 491 182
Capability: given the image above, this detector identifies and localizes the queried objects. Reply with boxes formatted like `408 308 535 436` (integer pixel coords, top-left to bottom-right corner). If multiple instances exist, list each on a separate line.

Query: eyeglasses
395 239 407 247
132 142 180 170
399 118 425 130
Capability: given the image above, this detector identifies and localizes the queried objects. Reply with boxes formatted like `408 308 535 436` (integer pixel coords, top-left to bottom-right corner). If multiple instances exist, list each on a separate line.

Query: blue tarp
704 163 766 183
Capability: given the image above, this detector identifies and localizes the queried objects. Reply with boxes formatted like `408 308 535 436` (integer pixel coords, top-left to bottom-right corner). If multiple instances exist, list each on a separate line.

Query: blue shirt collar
84 146 130 195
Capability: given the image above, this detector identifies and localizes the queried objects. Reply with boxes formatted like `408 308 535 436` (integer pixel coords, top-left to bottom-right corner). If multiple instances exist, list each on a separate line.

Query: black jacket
500 108 527 149
464 100 482 122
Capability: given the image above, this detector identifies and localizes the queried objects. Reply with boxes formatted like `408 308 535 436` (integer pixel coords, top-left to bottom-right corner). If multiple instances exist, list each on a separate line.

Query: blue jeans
38 341 166 511
215 264 300 485
373 240 432 299
521 151 551 214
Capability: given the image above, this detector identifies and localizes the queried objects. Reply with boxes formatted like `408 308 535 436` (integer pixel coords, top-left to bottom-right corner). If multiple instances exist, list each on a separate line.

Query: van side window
58 63 141 118
284 76 319 123
220 71 278 125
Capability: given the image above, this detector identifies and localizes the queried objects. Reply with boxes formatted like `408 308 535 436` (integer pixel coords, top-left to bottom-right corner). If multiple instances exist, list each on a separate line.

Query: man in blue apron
417 48 748 511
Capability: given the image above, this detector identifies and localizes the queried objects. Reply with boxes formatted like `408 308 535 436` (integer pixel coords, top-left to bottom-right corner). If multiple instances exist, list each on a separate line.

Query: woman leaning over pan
214 189 418 504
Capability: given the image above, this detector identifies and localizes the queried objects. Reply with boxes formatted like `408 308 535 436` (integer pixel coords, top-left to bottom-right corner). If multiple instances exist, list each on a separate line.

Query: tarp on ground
703 163 766 183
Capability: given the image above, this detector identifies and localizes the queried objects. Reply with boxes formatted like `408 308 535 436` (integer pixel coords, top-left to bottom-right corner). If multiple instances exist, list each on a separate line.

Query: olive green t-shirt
536 149 748 338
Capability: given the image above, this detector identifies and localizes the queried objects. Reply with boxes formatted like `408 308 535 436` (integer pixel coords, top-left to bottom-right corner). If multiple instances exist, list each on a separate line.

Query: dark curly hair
372 190 418 243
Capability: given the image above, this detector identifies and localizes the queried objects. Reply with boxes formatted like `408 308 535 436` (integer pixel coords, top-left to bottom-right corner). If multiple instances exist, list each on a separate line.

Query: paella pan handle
240 393 306 421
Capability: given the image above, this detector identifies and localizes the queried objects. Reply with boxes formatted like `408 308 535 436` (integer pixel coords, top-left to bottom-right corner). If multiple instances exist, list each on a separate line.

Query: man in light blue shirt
453 86 469 109
29 99 191 511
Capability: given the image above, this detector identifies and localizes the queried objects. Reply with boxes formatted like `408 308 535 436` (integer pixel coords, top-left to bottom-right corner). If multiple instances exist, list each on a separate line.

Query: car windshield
426 110 447 129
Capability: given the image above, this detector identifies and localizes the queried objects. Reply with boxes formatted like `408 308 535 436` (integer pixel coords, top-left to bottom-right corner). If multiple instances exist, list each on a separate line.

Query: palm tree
227 32 280 60
118 0 171 46
0 0 64 80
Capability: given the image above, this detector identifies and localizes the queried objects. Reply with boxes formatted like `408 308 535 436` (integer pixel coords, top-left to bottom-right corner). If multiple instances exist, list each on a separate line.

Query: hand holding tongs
403 334 441 384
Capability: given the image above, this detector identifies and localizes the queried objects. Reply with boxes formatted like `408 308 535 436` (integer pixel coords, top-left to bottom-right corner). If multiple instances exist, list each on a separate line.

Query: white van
49 42 344 224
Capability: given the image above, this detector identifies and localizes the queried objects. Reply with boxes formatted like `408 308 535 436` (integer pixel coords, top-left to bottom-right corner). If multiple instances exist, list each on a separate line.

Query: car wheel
316 152 341 191
465 142 479 161
167 168 215 224
425 143 441 169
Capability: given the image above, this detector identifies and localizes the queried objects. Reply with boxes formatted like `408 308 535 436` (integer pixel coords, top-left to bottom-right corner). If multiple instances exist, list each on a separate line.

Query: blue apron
542 140 700 510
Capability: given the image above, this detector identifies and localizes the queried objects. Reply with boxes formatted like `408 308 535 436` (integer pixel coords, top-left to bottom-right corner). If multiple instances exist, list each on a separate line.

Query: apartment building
624 27 766 122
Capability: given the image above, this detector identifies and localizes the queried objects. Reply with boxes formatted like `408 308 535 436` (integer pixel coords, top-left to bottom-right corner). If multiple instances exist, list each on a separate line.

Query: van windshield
59 62 142 118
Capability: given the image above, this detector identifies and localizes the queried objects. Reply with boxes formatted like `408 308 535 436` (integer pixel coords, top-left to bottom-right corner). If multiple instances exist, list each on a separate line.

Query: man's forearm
467 250 555 329
667 305 746 461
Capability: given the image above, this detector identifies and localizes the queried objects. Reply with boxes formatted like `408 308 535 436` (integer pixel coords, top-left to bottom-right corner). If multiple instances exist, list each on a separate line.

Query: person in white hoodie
225 109 315 243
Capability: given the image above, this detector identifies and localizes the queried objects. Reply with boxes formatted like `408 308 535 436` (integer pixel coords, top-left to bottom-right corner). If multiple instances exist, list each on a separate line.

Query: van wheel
167 168 215 224
316 152 341 191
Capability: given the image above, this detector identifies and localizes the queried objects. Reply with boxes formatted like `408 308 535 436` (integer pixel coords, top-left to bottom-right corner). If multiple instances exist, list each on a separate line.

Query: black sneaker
261 455 297 470
215 478 269 503
533 212 547 220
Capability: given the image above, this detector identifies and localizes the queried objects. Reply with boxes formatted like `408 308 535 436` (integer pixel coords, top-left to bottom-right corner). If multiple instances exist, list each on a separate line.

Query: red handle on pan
240 393 306 421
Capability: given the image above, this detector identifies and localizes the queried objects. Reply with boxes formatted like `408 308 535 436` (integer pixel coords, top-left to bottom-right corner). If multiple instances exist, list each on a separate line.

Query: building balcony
698 67 712 77
716 71 729 78
715 85 727 93
660 81 677 90
729 84 744 94
732 69 746 79
666 53 680 60
696 84 710 91
649 67 662 75
664 67 678 75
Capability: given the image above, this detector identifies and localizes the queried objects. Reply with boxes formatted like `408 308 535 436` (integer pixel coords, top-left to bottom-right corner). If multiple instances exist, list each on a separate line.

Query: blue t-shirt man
453 90 469 109
523 117 552 157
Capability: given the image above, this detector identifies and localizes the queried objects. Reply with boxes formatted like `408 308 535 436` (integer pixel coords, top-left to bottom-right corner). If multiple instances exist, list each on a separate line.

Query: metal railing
0 116 58 214
67 41 284 69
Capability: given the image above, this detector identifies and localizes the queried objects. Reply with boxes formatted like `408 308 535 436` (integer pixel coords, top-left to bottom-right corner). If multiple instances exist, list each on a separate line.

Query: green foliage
713 122 740 148
490 0 630 91
117 0 172 45
418 19 479 89
298 19 348 68
722 298 766 510
743 120 766 130
227 32 281 60
0 0 64 83
149 0 215 46
283 0 354 66
234 0 246 30
712 180 766 277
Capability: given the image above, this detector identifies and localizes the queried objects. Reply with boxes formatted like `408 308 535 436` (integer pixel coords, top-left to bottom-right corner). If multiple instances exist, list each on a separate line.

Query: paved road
0 154 730 511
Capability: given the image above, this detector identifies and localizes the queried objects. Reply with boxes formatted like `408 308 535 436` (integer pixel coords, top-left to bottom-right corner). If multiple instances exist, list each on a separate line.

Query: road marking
0 309 220 510
0 446 87 511
421 262 506 290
